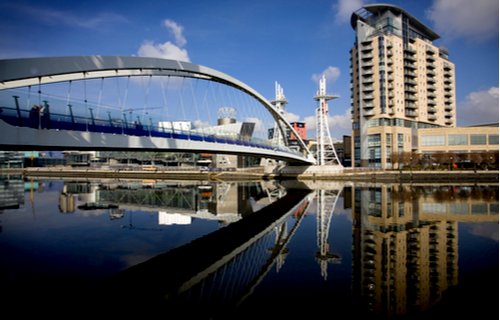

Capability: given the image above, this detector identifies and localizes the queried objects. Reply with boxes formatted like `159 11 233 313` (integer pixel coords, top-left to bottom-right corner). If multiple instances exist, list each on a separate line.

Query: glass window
448 134 468 145
489 134 499 145
421 135 445 146
368 134 381 147
470 134 487 145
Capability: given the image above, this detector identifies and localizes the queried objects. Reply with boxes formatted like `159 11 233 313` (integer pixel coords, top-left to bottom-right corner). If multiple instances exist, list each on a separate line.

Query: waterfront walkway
2 167 498 184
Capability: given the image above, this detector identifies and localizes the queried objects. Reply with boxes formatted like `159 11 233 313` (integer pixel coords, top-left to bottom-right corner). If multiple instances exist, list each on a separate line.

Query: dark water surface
0 177 497 318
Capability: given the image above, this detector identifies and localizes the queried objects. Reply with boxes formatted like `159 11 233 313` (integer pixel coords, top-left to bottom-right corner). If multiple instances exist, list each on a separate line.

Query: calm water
0 176 497 318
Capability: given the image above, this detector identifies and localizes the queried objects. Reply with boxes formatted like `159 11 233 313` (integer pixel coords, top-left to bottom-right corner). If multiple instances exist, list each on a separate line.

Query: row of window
352 118 443 130
421 134 499 146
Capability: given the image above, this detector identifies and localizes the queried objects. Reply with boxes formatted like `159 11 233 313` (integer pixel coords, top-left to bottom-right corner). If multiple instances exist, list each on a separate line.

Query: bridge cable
26 85 31 110
84 72 88 131
189 78 203 137
140 74 152 124
159 75 170 130
65 80 72 115
96 77 104 120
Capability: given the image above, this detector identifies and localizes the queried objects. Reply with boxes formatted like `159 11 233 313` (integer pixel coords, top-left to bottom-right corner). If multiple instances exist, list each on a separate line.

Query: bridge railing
0 105 304 157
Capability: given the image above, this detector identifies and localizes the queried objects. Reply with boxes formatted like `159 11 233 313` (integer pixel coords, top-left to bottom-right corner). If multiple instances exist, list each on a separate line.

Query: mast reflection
350 184 498 317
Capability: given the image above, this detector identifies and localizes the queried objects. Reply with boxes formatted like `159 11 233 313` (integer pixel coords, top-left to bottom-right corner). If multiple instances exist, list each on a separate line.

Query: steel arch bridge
0 56 316 164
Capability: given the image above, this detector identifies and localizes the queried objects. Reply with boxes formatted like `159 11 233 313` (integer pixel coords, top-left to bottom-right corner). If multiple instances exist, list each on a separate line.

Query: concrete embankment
1 167 498 183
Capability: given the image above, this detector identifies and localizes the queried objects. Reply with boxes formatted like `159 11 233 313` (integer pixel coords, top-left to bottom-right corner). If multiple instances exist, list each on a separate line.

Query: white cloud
163 19 187 47
426 0 499 42
332 0 369 25
3 3 128 30
137 19 190 62
137 40 190 62
312 66 341 86
457 87 499 125
304 108 351 138
283 112 301 123
245 117 266 133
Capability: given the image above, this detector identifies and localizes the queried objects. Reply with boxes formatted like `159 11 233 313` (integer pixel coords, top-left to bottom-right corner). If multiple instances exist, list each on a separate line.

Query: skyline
1 0 498 140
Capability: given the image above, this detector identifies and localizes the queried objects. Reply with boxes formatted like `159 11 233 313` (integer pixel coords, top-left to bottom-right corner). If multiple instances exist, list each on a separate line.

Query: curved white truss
0 56 315 163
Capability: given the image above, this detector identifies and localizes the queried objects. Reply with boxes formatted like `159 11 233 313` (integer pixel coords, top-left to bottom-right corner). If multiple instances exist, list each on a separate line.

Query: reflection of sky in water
0 179 497 318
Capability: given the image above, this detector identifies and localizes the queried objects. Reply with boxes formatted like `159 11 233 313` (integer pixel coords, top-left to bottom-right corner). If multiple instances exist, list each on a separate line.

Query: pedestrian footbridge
0 56 316 165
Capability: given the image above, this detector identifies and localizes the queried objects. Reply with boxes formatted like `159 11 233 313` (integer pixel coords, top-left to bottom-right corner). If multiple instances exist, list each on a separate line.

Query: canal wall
1 167 498 184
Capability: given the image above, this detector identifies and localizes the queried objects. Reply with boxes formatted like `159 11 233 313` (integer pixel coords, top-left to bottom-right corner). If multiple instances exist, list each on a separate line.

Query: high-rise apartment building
350 4 456 168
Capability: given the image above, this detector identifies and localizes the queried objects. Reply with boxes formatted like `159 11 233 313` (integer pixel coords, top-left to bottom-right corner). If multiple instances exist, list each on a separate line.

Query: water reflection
0 176 497 318
349 184 498 318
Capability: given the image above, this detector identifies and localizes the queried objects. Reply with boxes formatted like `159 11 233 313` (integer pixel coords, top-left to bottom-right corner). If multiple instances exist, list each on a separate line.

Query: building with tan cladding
350 184 498 316
350 4 457 168
418 125 499 155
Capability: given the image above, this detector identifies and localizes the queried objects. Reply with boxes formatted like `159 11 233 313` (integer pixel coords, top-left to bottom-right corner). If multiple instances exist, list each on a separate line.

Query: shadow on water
0 177 498 319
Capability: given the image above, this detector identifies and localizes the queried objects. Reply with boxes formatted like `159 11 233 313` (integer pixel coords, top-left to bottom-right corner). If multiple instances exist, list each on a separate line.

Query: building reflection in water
349 184 498 317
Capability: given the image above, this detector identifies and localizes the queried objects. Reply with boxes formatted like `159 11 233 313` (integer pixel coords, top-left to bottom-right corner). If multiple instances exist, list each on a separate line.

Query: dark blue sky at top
1 0 498 138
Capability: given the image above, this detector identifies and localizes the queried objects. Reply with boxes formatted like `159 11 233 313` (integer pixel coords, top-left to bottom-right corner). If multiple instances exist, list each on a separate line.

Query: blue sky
1 0 498 140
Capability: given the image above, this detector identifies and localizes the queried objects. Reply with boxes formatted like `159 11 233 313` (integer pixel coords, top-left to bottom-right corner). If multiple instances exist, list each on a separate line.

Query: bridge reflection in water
0 177 497 318
92 183 316 315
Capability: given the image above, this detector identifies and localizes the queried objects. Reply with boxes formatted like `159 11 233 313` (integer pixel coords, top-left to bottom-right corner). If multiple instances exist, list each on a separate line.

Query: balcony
388 108 395 115
404 54 416 62
364 109 375 116
363 94 374 100
362 69 374 76
387 67 394 73
427 92 437 98
427 100 437 106
405 102 418 109
426 55 436 62
426 70 436 76
427 85 437 91
426 62 436 69
405 70 417 78
362 53 373 60
404 78 417 85
405 109 418 117
405 86 417 93
405 94 418 101
444 63 452 70
445 112 454 118
427 77 436 84
387 59 393 65
444 77 453 84
445 99 454 104
404 46 417 54
363 85 374 92
445 105 453 111
405 62 417 69
362 44 373 52
428 114 437 121
426 46 436 55
388 99 395 106
362 62 373 68
445 119 453 125
428 106 438 113
387 50 393 56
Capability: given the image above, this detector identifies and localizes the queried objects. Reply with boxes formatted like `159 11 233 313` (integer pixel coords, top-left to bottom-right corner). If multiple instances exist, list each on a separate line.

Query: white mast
270 81 288 146
314 75 342 166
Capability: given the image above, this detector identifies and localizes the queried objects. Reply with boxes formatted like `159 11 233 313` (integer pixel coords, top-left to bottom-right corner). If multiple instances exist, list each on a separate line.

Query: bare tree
390 151 400 169
470 152 483 170
432 151 448 165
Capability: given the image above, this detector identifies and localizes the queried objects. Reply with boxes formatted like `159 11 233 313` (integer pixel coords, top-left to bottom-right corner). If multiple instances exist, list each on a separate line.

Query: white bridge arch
0 56 315 164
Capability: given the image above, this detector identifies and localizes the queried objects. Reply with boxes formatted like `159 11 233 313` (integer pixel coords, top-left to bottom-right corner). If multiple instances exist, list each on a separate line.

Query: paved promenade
1 167 498 183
